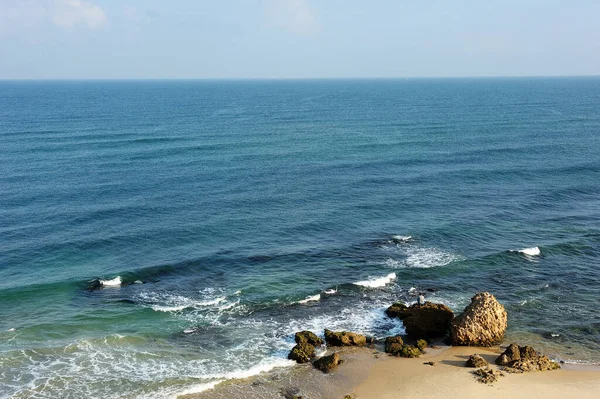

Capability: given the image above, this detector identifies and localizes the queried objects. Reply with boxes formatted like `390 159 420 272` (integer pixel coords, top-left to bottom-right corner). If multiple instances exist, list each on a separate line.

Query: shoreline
187 344 600 399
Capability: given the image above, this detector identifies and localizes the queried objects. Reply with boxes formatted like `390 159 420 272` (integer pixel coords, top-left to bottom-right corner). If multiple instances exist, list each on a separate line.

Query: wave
391 235 412 243
517 246 541 256
297 294 321 304
322 288 337 295
100 276 122 287
353 272 396 288
137 291 232 313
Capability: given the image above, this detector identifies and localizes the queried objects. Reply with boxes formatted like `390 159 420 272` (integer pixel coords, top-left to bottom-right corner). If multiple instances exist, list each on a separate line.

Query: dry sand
353 346 600 399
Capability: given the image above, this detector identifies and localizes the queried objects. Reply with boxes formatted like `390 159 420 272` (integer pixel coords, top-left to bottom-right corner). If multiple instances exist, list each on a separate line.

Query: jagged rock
495 343 560 372
384 336 404 355
288 342 315 363
415 339 428 351
450 292 507 346
385 302 454 338
466 354 489 368
397 345 421 358
324 329 367 346
313 353 341 373
474 367 504 384
295 331 323 347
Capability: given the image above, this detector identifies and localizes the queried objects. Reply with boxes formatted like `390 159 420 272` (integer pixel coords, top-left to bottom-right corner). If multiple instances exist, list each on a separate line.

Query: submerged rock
385 302 454 338
384 335 404 355
495 343 560 372
450 292 507 346
288 342 316 364
324 329 367 347
466 354 489 368
294 331 323 347
313 352 341 373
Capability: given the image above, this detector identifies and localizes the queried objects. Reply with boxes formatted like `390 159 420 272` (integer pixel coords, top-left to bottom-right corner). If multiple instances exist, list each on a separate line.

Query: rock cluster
450 292 507 346
495 343 560 372
474 367 504 384
384 335 426 358
288 331 323 364
385 302 454 338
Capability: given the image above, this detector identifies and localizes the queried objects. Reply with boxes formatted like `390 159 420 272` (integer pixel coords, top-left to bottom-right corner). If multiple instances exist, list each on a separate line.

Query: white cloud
264 0 317 35
51 0 106 29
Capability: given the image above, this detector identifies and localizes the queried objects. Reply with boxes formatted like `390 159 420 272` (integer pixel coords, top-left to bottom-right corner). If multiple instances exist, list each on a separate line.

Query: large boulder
324 329 367 347
288 342 316 363
295 331 323 347
313 352 341 373
450 292 507 346
385 302 454 338
495 343 560 372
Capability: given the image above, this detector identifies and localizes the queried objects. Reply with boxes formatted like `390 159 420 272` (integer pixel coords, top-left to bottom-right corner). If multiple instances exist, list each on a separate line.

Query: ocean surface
1 78 599 398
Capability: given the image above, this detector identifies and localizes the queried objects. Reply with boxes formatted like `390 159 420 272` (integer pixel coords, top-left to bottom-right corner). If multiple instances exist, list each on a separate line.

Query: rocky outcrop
295 331 323 347
288 342 316 363
474 367 504 384
385 302 454 338
495 344 560 372
466 354 489 368
384 336 404 355
313 353 341 373
324 329 367 347
415 339 428 351
450 292 507 346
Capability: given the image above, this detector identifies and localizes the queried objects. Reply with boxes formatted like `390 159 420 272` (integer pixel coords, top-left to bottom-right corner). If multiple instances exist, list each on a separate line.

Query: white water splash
353 272 396 288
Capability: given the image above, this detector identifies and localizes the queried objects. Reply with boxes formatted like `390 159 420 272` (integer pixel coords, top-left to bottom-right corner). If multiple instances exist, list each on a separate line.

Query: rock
450 292 507 346
324 329 367 347
495 343 560 372
384 336 404 355
423 361 436 366
474 367 504 384
313 353 341 373
397 345 421 358
385 302 454 338
288 342 316 363
466 354 489 368
294 331 323 347
415 339 428 351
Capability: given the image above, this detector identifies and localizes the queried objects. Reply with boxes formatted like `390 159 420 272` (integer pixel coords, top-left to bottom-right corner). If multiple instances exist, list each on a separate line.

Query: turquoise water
1 78 599 398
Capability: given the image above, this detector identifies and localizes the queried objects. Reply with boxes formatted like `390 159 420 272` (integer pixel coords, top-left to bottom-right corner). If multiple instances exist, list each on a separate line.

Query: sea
1 78 599 398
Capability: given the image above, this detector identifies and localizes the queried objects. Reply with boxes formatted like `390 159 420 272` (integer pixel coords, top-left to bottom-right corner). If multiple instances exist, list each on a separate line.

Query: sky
0 0 599 79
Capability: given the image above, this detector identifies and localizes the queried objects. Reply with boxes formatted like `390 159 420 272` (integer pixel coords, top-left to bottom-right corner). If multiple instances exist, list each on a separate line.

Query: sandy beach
353 345 600 399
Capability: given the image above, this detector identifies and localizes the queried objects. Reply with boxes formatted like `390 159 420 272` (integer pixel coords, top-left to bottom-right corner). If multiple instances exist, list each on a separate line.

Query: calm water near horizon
1 77 599 398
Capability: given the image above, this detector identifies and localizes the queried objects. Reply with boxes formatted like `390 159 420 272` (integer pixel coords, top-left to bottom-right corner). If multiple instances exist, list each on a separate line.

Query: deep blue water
1 78 600 398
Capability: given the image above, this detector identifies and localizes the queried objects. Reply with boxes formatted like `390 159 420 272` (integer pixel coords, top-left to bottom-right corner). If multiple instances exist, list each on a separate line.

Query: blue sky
1 0 599 79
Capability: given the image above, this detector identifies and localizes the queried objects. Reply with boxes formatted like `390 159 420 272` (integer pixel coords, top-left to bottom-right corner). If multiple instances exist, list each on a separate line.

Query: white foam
353 272 396 288
518 246 541 256
408 287 417 294
152 304 188 312
322 288 337 295
382 245 461 269
7 328 16 332
197 297 227 306
183 327 198 334
100 276 122 287
297 294 321 304
391 235 412 242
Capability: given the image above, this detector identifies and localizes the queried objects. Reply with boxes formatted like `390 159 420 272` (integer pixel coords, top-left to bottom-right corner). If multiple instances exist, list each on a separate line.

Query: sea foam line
353 272 396 288
297 294 321 304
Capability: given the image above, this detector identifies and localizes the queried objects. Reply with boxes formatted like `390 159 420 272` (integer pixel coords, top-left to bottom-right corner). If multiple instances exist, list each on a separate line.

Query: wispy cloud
51 0 106 29
263 0 317 35
0 0 106 37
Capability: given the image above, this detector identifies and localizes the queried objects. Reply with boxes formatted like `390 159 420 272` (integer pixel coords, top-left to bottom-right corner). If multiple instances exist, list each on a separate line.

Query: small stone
313 353 341 373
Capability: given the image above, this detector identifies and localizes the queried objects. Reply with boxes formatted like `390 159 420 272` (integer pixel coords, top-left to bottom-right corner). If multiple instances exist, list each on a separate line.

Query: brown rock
450 292 507 346
386 302 454 338
324 329 367 346
474 367 504 384
313 352 341 373
294 331 323 347
287 342 316 363
466 354 489 368
384 335 404 355
496 343 560 372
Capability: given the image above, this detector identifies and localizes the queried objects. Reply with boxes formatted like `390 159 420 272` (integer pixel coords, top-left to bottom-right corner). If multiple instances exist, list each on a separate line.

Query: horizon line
1 74 599 82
